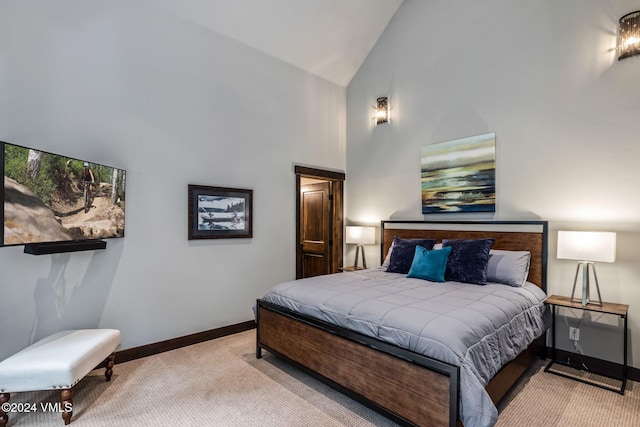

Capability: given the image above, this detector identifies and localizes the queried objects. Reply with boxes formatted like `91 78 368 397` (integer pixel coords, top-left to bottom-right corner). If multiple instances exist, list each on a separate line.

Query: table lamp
345 226 376 269
557 231 616 306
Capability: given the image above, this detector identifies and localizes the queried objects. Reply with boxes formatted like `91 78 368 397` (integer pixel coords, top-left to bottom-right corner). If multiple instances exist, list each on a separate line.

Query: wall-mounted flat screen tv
1 141 126 247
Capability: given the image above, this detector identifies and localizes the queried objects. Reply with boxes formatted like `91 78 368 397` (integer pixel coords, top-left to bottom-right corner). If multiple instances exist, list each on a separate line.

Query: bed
256 220 549 427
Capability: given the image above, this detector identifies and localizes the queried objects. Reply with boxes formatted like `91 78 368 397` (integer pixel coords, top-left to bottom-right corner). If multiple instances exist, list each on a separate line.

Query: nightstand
544 294 628 394
338 266 364 272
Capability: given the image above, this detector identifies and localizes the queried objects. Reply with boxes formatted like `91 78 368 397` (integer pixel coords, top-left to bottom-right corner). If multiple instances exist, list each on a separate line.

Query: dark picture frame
188 185 253 240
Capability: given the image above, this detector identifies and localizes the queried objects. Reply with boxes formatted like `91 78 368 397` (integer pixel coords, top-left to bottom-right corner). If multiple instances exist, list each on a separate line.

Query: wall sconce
375 97 389 125
346 226 376 269
557 231 617 306
619 11 640 60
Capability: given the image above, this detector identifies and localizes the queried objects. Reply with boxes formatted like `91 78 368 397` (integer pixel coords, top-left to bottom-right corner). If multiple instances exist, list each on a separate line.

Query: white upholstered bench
0 329 121 426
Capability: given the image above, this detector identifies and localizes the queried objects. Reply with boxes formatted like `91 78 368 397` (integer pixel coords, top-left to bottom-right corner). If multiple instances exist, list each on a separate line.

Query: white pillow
486 250 531 287
381 240 394 269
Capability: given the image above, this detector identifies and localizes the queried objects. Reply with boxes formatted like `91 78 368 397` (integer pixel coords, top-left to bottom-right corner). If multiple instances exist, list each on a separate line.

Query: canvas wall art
421 133 496 214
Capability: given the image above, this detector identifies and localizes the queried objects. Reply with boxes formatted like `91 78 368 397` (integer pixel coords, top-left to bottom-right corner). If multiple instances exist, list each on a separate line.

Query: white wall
346 0 640 368
0 0 346 359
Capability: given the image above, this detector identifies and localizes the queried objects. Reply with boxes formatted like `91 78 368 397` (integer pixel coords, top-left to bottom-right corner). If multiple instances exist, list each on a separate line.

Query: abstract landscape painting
421 133 496 214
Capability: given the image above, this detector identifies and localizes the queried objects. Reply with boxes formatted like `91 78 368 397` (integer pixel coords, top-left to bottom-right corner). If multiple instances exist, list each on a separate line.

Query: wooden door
300 182 331 278
295 165 344 279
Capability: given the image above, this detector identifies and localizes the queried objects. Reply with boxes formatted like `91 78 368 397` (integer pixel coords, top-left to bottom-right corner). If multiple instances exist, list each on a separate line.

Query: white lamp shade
345 226 376 245
557 231 616 263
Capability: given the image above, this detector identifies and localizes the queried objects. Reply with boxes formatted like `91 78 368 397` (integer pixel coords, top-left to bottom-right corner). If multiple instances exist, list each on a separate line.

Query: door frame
295 165 345 279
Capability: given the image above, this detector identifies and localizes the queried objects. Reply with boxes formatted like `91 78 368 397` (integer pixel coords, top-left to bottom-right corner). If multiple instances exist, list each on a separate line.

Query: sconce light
557 231 616 306
346 226 376 269
618 11 640 60
375 97 389 125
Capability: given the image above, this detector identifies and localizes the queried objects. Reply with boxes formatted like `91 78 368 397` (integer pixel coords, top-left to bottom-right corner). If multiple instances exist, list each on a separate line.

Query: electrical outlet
569 327 580 341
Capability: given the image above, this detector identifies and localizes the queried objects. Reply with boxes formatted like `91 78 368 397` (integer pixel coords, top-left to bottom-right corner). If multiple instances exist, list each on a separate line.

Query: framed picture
421 132 496 214
188 185 253 239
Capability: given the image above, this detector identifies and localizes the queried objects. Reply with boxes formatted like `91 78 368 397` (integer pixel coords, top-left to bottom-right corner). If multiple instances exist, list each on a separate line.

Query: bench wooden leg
61 388 73 425
105 352 115 382
0 393 9 427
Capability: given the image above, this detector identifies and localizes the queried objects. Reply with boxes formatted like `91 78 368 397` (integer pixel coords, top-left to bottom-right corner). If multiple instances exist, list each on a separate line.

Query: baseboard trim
115 320 256 364
548 347 639 383
113 331 639 381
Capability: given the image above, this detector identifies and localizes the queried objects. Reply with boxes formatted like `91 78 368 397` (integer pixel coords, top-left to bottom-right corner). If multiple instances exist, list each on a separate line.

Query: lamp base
570 262 603 307
353 244 367 270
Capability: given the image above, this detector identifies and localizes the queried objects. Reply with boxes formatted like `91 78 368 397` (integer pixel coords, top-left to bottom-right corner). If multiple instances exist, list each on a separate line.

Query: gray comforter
261 268 549 427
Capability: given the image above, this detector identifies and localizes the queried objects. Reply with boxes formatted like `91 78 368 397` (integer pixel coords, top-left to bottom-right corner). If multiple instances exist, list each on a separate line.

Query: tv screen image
2 141 126 246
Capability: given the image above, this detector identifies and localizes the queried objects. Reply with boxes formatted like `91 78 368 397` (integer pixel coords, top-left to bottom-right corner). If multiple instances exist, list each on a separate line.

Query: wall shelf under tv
23 240 107 255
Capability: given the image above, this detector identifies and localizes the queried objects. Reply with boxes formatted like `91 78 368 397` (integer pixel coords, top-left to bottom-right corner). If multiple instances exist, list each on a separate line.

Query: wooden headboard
381 220 548 291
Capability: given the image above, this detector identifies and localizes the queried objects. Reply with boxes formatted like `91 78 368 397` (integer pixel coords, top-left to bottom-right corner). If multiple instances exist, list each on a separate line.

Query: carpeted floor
4 330 639 426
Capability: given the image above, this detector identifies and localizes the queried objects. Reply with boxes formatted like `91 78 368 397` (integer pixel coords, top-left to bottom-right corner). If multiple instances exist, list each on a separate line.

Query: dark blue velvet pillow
386 236 437 274
407 245 453 282
442 238 495 285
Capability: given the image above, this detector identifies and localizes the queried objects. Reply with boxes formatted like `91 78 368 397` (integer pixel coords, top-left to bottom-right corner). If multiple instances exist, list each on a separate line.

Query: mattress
261 267 550 427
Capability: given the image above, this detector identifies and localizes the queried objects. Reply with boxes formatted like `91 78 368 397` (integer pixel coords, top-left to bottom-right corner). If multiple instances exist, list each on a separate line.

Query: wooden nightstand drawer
338 266 365 272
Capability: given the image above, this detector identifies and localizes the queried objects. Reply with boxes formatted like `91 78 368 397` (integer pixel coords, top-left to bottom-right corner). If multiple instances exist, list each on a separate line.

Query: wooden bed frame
256 220 548 427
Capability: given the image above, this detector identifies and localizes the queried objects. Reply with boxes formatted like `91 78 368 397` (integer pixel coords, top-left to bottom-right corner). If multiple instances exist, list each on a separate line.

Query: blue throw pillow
407 245 453 282
386 236 437 274
442 238 495 285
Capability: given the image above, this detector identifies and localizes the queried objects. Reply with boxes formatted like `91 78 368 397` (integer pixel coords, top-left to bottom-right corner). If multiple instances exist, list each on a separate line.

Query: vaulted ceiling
146 0 404 86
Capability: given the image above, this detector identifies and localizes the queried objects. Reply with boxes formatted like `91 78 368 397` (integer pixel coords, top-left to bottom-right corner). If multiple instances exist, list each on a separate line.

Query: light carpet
4 330 639 426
